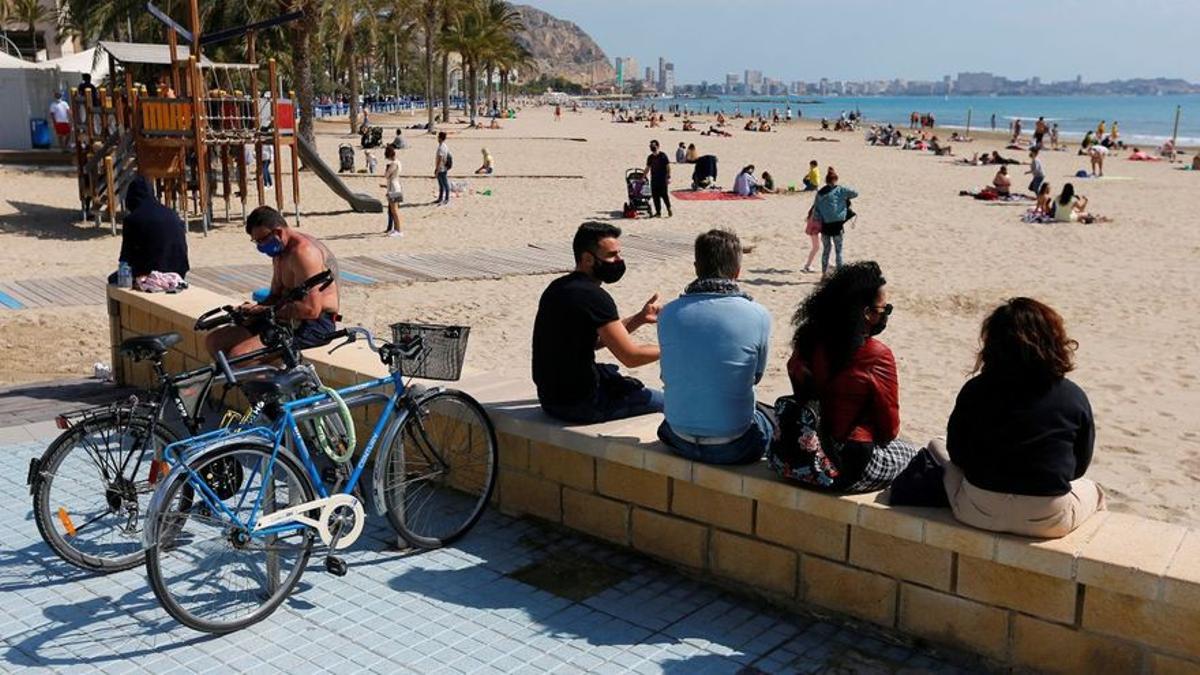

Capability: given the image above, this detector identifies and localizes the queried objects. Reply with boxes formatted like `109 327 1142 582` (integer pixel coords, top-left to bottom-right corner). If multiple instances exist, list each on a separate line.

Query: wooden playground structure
71 2 303 234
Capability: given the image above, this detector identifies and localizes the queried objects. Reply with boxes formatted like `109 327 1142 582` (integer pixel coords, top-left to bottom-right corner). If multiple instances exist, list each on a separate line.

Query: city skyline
519 0 1199 84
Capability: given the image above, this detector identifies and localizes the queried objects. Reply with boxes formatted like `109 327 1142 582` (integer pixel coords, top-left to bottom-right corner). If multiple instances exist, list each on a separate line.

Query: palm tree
323 0 380 134
10 0 52 60
414 0 441 131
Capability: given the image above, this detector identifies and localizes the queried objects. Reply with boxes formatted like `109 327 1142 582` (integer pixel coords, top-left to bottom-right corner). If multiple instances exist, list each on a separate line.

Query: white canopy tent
38 47 109 82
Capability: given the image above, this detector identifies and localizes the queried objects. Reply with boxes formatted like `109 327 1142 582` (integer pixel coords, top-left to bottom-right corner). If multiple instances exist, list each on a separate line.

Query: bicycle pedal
325 555 348 577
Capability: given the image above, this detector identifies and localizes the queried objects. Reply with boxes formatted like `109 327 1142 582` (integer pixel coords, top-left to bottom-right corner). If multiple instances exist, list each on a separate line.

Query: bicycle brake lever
328 337 353 355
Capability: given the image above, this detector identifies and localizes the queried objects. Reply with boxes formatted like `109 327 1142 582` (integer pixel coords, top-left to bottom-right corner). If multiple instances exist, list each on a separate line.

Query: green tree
323 0 380 133
10 0 52 60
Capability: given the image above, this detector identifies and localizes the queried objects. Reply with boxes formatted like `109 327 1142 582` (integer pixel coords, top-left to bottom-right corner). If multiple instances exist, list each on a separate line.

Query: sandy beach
0 106 1197 526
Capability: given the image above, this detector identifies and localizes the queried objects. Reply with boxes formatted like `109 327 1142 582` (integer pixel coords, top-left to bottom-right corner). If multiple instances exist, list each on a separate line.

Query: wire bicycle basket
389 323 470 381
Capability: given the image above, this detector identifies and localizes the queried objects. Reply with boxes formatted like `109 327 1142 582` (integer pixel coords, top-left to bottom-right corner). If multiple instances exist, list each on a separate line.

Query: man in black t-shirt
644 140 672 218
531 222 663 424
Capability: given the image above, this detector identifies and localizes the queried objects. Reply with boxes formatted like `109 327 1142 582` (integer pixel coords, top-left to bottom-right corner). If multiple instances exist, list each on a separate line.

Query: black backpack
444 152 453 171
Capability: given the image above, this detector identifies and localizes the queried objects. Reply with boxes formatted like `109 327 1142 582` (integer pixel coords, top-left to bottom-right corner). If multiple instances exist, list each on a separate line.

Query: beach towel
1021 209 1055 224
671 190 762 201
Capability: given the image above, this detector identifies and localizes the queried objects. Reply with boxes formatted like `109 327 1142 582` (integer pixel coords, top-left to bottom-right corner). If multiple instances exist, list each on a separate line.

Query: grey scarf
684 277 752 300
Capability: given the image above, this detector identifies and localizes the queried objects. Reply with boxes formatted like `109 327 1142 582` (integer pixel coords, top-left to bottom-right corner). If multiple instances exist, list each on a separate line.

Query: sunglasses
873 304 894 316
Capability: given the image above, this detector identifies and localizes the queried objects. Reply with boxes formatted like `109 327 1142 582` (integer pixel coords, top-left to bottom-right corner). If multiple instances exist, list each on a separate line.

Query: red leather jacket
787 338 901 445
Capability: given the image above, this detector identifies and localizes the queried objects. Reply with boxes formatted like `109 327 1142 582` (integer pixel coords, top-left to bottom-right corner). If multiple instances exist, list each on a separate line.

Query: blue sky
518 0 1198 84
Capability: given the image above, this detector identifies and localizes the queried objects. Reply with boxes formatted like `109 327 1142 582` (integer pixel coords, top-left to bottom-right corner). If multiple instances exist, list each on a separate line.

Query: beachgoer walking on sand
1034 117 1048 148
802 201 821 273
645 140 672 217
675 142 687 163
49 92 71 150
383 145 403 237
1011 118 1023 144
1050 124 1060 150
1026 147 1045 194
1089 145 1107 177
811 167 858 276
434 131 451 205
990 113 996 131
554 104 562 122
261 142 274 188
1096 120 1106 138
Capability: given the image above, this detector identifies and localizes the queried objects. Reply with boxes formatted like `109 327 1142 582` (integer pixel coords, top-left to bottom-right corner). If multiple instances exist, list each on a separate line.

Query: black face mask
592 257 626 284
869 312 889 336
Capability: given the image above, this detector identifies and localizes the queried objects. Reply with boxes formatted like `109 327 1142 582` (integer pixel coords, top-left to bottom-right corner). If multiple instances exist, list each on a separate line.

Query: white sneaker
388 230 404 237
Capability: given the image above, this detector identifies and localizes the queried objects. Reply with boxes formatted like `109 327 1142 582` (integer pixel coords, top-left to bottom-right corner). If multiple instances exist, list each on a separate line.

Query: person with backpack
434 131 452 205
810 167 858 276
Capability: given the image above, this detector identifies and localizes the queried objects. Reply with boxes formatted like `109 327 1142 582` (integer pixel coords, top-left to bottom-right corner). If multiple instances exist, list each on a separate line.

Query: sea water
636 94 1200 146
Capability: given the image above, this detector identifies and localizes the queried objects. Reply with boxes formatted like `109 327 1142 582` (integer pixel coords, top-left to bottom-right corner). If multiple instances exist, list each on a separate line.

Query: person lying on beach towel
1128 147 1162 161
807 136 840 142
703 126 733 137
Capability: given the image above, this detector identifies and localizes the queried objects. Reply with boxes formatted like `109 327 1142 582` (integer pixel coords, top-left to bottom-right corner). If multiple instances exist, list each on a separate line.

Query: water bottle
117 261 132 289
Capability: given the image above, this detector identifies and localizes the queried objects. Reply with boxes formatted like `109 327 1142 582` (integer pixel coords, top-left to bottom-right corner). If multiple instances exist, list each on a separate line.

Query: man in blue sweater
657 229 774 464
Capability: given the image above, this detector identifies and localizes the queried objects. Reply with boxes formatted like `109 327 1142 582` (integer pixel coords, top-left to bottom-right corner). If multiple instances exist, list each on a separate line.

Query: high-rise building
613 57 638 86
658 57 666 93
725 73 741 95
955 72 994 94
662 63 676 94
744 69 764 95
645 66 654 85
818 78 829 95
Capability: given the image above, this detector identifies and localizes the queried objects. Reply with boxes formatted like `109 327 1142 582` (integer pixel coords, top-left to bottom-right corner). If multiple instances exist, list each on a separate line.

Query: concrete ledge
109 285 1200 673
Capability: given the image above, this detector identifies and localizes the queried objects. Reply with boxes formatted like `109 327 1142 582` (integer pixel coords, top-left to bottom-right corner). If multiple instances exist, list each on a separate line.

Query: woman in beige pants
933 297 1105 539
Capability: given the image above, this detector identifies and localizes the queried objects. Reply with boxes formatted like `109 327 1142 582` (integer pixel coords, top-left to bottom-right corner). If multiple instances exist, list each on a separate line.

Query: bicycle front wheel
32 411 178 572
145 442 315 633
383 389 498 548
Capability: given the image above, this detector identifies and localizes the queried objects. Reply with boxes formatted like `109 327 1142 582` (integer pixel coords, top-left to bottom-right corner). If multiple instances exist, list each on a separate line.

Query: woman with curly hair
929 297 1105 538
777 261 922 492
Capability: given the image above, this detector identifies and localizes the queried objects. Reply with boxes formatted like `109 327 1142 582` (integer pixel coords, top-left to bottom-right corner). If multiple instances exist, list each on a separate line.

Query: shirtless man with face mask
205 205 340 360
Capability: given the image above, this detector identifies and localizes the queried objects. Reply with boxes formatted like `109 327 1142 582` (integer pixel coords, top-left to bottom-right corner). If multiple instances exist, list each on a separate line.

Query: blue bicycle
142 324 498 633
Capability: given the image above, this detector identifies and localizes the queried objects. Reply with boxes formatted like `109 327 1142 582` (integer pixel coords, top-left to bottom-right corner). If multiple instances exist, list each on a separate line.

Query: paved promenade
1 416 982 674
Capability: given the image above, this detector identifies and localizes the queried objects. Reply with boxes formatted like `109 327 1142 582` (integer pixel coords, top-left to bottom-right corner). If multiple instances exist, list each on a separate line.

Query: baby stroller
338 144 355 173
360 125 383 148
623 168 653 218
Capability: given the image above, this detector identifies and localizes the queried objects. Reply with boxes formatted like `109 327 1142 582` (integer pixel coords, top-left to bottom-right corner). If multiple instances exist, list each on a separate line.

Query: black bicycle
28 271 336 572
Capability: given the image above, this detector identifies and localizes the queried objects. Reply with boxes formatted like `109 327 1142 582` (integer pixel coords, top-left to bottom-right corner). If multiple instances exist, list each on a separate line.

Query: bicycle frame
165 370 414 542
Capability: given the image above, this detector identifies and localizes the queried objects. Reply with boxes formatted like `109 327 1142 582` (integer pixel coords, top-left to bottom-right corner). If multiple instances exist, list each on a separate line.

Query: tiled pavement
2 420 988 674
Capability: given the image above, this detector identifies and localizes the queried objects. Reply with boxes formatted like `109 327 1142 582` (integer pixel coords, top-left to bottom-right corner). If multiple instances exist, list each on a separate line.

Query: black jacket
119 176 189 279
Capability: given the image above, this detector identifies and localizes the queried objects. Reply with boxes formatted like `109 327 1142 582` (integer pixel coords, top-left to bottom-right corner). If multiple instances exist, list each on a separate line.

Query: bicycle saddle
119 333 182 360
240 367 316 400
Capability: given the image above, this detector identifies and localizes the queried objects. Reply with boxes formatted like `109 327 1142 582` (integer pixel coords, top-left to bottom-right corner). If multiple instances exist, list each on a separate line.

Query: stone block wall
110 286 1200 674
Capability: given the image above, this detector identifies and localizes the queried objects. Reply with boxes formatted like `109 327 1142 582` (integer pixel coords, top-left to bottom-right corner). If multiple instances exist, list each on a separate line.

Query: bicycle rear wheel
382 389 497 548
145 442 314 633
31 411 178 572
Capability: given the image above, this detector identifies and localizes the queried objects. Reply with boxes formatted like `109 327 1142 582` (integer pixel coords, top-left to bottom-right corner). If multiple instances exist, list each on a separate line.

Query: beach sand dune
0 109 1197 526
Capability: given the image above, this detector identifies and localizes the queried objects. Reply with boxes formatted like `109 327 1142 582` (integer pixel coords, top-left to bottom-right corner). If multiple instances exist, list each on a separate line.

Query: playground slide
296 136 383 213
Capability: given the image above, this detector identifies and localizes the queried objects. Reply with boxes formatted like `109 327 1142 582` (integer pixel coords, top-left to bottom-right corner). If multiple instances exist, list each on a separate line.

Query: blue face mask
256 235 284 257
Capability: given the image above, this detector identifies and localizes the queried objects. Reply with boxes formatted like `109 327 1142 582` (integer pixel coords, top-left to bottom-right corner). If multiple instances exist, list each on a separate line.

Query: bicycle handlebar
328 326 422 365
193 269 334 333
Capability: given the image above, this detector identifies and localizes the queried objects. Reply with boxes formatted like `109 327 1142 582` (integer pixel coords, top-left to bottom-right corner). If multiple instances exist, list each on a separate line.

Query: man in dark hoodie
117 175 189 280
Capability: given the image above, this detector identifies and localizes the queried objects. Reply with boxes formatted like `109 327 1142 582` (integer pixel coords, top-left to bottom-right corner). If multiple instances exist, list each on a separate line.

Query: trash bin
30 118 52 149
